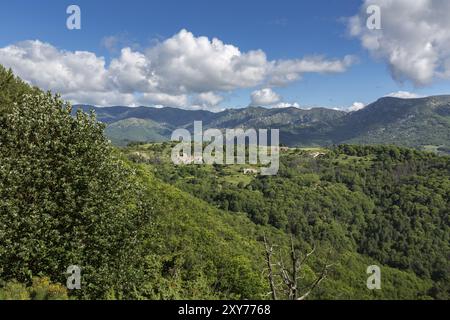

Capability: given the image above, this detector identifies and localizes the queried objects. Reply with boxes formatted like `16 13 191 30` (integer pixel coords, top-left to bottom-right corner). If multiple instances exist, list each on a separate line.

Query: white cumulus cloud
272 102 301 109
0 29 356 108
0 40 108 94
348 101 367 112
250 88 281 106
268 55 357 86
195 92 223 107
349 0 450 86
138 92 189 108
385 91 423 99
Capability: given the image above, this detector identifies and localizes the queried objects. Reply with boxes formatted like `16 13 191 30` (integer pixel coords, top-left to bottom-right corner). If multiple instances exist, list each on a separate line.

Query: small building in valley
243 168 259 175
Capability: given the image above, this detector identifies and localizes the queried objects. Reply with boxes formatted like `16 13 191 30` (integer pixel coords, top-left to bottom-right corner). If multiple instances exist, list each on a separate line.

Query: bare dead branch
263 234 331 301
297 263 333 301
263 234 278 300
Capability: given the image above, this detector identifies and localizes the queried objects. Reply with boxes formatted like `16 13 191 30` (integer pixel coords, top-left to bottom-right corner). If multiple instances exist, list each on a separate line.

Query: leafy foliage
0 77 152 298
137 143 449 299
0 277 68 300
1 66 448 300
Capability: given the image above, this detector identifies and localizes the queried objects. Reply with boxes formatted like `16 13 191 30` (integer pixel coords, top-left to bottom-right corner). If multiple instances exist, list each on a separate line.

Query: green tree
0 92 151 299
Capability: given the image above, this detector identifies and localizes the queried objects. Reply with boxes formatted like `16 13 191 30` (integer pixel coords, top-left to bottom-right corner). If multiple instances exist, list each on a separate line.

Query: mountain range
73 95 450 151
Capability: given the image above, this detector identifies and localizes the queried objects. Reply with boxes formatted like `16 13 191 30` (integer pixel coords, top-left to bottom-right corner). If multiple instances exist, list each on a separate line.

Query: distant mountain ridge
73 95 450 150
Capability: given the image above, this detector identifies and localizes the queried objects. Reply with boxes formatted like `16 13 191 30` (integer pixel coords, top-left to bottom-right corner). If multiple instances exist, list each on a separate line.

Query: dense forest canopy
126 142 450 299
0 65 449 300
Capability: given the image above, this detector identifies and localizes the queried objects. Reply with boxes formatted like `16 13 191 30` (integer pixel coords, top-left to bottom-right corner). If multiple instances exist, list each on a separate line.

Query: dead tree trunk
263 234 277 300
263 234 332 300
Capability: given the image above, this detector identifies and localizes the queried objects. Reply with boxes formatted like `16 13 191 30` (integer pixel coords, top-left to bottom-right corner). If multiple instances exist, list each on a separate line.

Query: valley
1 65 449 300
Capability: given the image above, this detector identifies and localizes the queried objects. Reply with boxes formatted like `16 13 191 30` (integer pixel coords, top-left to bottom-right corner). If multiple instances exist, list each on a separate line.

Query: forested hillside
290 96 450 148
1 65 449 300
125 142 450 299
0 66 267 299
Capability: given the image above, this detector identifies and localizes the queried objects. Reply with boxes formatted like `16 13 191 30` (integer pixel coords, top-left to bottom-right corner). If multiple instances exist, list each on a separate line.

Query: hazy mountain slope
340 96 450 146
73 105 216 126
204 106 346 129
73 95 450 150
277 96 450 148
105 118 171 146
73 104 347 144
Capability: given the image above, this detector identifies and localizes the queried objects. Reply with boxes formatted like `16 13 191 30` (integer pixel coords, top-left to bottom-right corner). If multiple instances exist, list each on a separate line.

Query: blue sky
0 0 449 110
